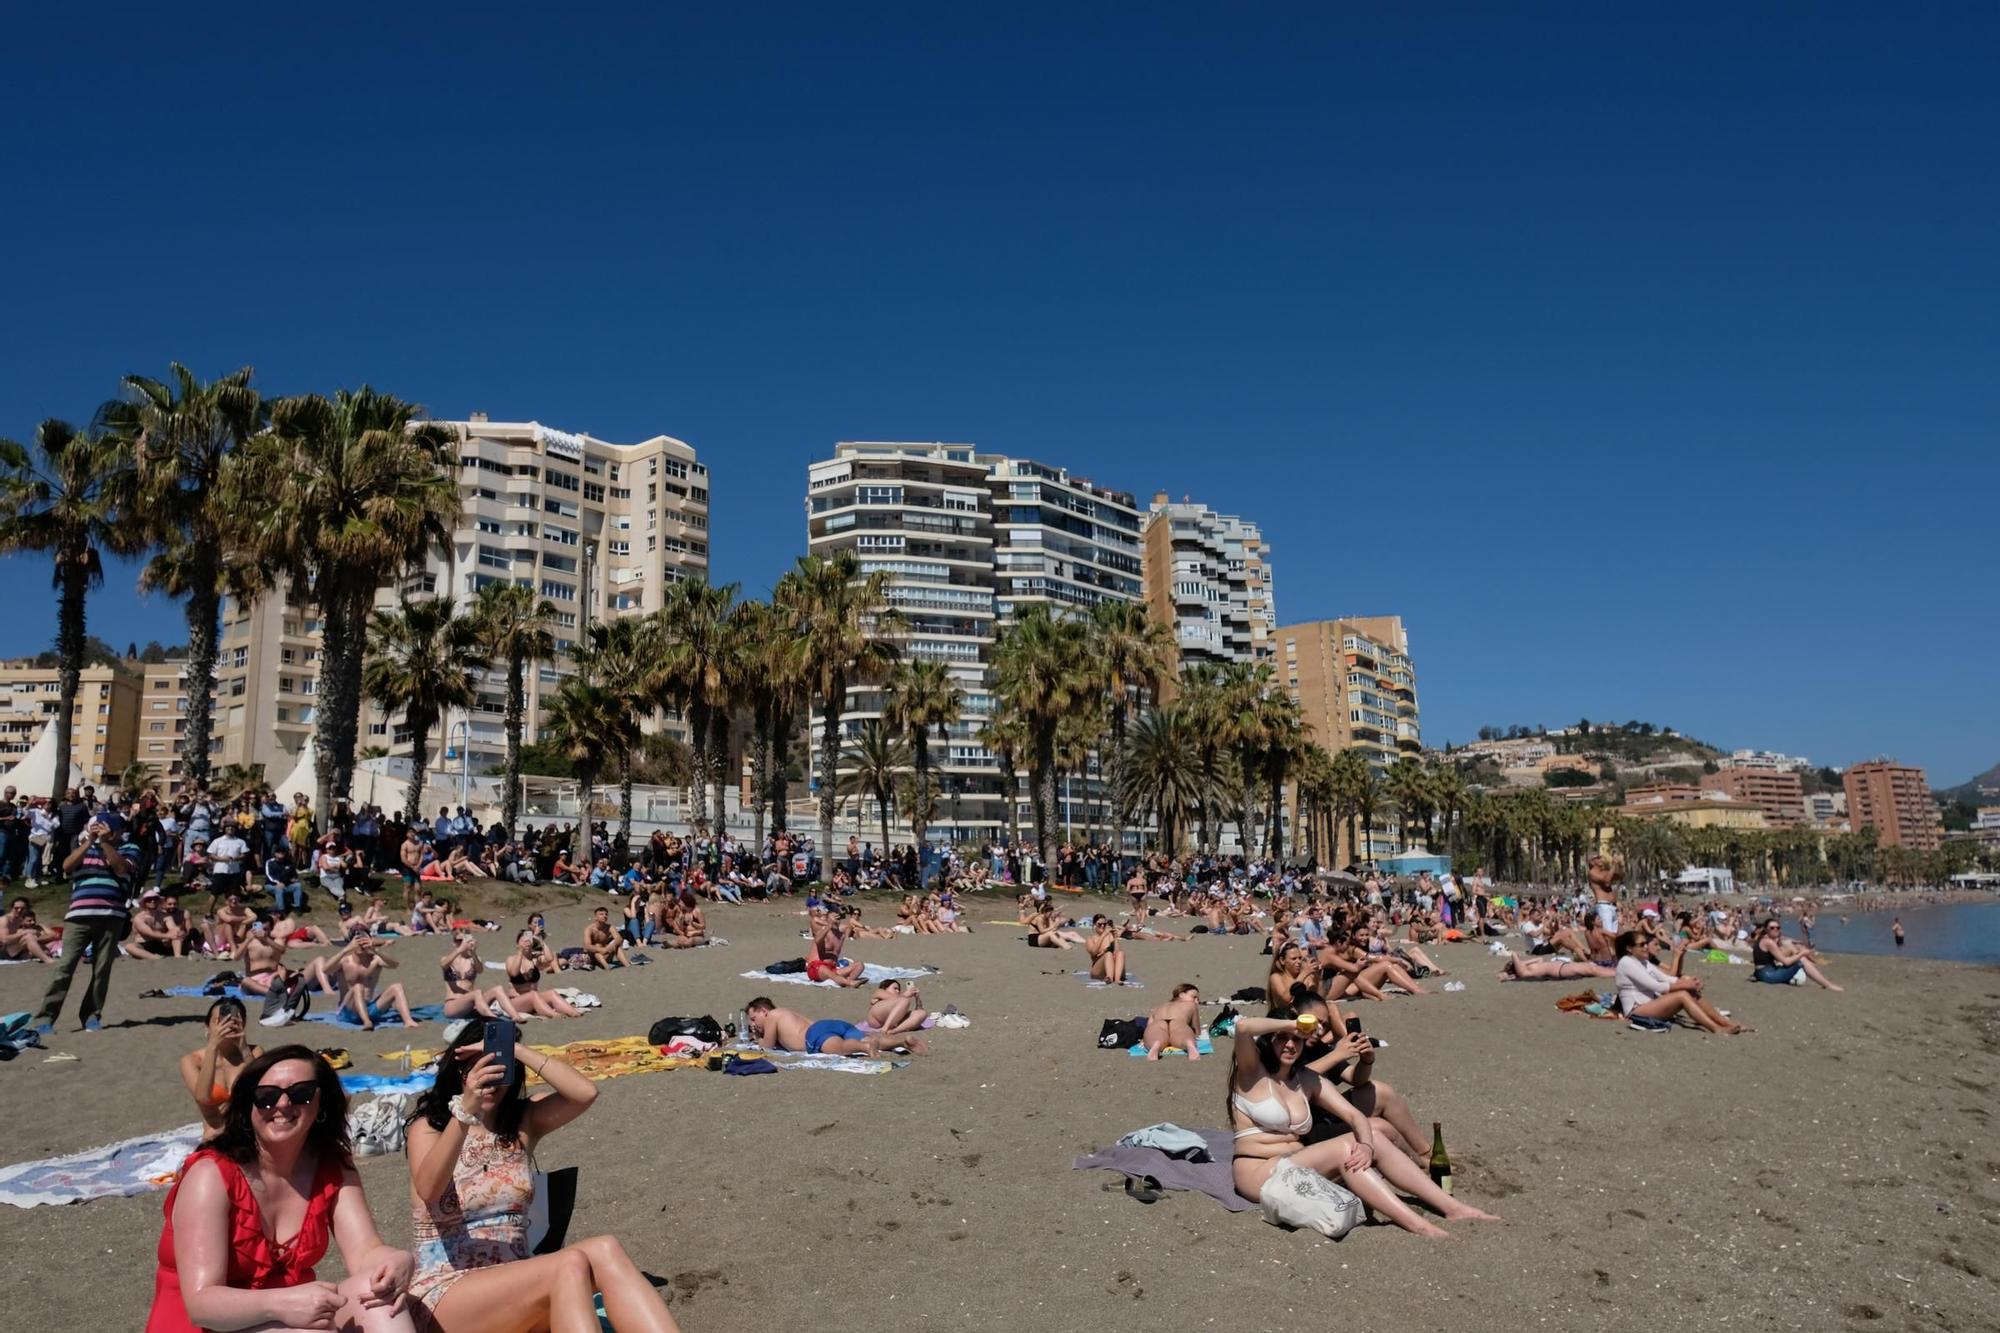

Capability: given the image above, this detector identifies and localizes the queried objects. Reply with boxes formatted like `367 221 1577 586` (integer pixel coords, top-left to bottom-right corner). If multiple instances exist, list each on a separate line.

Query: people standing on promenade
32 813 131 1034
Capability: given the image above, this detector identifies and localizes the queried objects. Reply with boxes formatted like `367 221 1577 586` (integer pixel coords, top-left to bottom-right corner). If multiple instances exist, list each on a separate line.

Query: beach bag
766 957 807 974
1097 1017 1146 1049
1259 1156 1364 1239
647 1015 723 1047
349 1092 416 1157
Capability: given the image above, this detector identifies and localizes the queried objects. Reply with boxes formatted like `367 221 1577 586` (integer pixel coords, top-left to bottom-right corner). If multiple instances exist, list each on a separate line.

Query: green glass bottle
1429 1122 1453 1194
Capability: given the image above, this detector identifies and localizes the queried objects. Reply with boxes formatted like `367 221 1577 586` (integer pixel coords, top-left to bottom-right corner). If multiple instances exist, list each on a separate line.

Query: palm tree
1090 601 1174 851
1327 746 1370 867
237 390 457 816
1257 691 1304 859
656 577 739 834
572 618 650 855
726 599 793 847
469 582 556 835
1429 761 1468 861
1177 663 1229 852
1615 816 1687 888
116 758 160 797
883 657 963 853
1117 704 1206 852
540 678 619 868
1293 743 1336 869
779 551 902 874
99 363 264 792
978 708 1027 847
0 419 140 799
1353 760 1383 866
991 604 1092 874
1386 757 1434 853
211 762 266 802
838 718 908 857
362 597 483 822
1216 662 1274 855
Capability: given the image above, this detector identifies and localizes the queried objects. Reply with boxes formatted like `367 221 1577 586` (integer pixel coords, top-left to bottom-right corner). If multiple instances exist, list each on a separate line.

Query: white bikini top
1231 1079 1312 1139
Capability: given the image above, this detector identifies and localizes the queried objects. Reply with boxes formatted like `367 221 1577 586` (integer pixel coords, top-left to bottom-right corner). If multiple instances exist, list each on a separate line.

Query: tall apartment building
1842 759 1942 851
1700 765 1807 828
1142 495 1276 680
1273 616 1421 864
984 457 1144 621
215 416 709 784
136 660 193 789
0 661 141 786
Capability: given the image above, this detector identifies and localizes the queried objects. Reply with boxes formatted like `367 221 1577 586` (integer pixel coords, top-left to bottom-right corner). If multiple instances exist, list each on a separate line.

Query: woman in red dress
148 1044 417 1332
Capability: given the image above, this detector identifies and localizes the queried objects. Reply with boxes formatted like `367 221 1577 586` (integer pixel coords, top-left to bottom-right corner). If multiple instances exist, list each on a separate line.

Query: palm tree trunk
1236 749 1255 857
999 754 1018 845
686 700 710 834
709 711 729 834
51 557 87 803
181 580 221 792
501 652 525 834
403 715 432 824
770 706 791 834
878 786 891 864
750 700 770 848
1197 748 1215 853
817 686 842 874
1033 729 1059 878
619 750 634 858
1108 707 1127 858
912 725 930 849
313 595 352 820
1268 762 1286 860
573 763 596 869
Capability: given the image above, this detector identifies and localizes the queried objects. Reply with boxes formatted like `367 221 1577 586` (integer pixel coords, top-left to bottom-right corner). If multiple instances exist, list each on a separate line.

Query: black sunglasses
250 1079 320 1111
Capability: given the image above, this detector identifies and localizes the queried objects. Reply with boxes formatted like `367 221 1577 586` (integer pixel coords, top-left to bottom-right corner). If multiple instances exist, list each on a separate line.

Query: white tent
0 718 86 797
270 737 318 804
271 737 413 815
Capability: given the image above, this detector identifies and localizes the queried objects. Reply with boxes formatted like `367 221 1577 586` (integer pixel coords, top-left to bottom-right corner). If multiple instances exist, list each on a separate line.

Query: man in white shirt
207 829 250 898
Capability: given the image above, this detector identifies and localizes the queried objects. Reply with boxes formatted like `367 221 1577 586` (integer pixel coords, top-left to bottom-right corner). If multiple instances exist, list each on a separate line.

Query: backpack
647 1015 723 1047
765 957 807 974
1097 1017 1146 1050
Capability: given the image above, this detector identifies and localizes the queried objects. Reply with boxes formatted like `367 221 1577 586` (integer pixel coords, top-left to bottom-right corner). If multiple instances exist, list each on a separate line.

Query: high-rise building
1142 495 1276 679
1842 759 1942 851
0 661 141 786
215 415 709 785
135 660 193 788
984 457 1144 622
1272 616 1420 863
1700 766 1807 828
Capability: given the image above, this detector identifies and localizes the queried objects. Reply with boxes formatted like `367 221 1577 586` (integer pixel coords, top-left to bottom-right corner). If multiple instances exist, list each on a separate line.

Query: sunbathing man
209 891 257 955
582 905 631 968
0 896 57 962
745 995 927 1057
1085 916 1131 986
233 920 306 998
867 978 930 1035
1025 902 1086 951
806 906 868 985
1496 950 1614 982
1141 982 1204 1060
125 890 196 959
334 933 418 1030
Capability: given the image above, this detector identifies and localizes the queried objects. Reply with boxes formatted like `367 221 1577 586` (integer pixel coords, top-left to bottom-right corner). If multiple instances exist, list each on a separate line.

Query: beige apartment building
1143 496 1276 685
214 416 709 784
0 661 141 787
1700 765 1807 828
136 660 193 789
1842 759 1941 851
1273 616 1421 865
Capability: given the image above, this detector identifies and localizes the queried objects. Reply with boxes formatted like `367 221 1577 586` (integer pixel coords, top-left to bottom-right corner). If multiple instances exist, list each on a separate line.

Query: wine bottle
1429 1122 1453 1194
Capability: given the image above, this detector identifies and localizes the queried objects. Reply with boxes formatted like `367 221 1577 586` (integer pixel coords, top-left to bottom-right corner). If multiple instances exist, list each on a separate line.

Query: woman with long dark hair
177 996 261 1132
147 1045 416 1332
403 1016 678 1331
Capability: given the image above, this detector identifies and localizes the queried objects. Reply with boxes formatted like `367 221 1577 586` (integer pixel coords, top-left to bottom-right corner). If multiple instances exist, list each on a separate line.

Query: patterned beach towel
0 1125 203 1208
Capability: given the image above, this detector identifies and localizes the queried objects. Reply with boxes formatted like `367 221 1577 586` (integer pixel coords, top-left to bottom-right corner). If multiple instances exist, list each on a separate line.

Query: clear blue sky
3 5 1995 783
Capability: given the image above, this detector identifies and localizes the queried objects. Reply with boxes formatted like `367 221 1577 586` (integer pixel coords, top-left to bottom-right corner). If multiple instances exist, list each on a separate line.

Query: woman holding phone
403 1016 679 1332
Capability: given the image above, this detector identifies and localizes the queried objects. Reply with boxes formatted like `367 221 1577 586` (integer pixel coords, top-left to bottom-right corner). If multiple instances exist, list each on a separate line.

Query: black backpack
765 957 807 974
1097 1016 1146 1050
648 1015 723 1047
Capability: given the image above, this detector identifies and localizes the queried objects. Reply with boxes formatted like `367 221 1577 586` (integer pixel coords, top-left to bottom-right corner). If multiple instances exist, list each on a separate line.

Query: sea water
1804 899 2000 966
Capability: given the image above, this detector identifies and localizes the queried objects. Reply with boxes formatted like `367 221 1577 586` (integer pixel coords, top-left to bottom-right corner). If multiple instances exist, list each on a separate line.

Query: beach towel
305 1002 446 1030
1127 1037 1213 1057
1074 970 1143 989
739 963 932 988
1073 1129 1258 1213
340 1071 435 1097
1555 989 1618 1020
0 1124 203 1208
1117 1124 1212 1158
380 1035 701 1083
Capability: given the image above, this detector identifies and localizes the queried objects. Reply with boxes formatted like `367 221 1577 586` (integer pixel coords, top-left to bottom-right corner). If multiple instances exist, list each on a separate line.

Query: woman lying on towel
404 1017 679 1332
1227 1009 1498 1239
1495 951 1614 982
149 1046 419 1332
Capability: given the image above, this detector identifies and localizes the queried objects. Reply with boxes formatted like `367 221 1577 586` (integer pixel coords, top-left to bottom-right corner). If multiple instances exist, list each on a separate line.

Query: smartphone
1345 1015 1385 1049
483 1017 519 1086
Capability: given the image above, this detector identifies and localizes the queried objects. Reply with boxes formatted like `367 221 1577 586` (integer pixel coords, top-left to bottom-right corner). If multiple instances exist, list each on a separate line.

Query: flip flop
1124 1174 1163 1205
317 1047 352 1070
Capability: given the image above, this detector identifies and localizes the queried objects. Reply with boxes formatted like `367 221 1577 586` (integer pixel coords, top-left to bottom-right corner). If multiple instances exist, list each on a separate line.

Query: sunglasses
250 1080 320 1112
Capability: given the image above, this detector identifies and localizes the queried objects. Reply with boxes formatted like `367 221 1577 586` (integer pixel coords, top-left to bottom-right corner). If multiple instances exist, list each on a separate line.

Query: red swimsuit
146 1148 343 1333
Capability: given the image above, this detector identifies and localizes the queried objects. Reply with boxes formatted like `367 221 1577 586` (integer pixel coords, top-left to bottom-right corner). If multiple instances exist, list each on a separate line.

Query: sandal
1123 1174 1163 1205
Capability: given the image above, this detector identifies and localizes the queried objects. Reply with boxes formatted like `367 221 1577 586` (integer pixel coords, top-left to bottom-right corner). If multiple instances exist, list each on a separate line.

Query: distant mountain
1939 761 2000 800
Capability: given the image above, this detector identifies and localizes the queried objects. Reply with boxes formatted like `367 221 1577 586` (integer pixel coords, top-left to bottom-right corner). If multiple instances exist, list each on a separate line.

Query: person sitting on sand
580 906 630 969
403 1017 680 1332
805 907 867 985
148 1046 420 1332
1120 908 1184 943
745 996 928 1057
335 934 418 1031
0 896 58 962
840 904 896 941
1267 942 1320 1009
234 919 315 1002
1142 983 1205 1060
180 997 262 1131
1286 994 1426 1154
1496 950 1615 982
1227 1009 1499 1238
210 891 257 955
501 929 580 1019
1614 930 1748 1035
1085 916 1130 986
126 890 195 959
1751 919 1843 990
1025 902 1086 951
1319 928 1427 1002
440 931 522 1020
867 978 930 1035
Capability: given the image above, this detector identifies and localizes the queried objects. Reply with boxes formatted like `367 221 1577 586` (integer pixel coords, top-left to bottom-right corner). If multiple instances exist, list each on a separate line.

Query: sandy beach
3 892 1997 1333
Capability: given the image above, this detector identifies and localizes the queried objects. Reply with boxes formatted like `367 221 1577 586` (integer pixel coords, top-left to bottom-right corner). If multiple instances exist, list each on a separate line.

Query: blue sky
3 5 1995 783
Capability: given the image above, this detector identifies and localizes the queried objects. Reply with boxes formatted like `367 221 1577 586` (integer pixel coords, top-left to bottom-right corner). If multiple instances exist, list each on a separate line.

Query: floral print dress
408 1121 536 1310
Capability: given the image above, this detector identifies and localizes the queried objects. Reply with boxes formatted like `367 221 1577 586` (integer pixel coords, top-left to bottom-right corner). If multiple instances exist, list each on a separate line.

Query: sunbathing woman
1614 930 1748 1034
440 931 522 1021
178 997 261 1132
867 978 930 1035
1497 951 1614 982
1751 919 1843 990
1320 929 1427 1002
148 1046 418 1332
1228 1010 1498 1239
1266 942 1320 1009
1086 916 1130 985
404 1017 679 1332
1142 983 1204 1060
502 930 580 1019
1287 994 1425 1154
0 896 57 961
1026 903 1085 950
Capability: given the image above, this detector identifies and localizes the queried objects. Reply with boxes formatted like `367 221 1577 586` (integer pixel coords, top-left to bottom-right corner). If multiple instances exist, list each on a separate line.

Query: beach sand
3 894 1997 1332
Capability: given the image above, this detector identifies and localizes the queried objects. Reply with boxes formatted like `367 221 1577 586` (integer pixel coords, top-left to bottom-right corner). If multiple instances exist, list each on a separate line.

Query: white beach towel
0 1125 202 1208
739 964 932 988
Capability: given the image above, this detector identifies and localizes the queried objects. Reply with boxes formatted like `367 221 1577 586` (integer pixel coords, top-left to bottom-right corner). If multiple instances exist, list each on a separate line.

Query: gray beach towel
1073 1128 1258 1212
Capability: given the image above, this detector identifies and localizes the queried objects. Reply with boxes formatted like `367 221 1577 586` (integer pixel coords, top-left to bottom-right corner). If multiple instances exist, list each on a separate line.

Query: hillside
1939 760 2000 801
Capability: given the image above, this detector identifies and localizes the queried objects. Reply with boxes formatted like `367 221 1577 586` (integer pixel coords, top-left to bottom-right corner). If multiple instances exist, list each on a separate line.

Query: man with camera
32 812 133 1034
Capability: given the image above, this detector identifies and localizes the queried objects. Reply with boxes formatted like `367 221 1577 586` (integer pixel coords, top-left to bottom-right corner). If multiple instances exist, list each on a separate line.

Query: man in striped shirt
32 815 133 1034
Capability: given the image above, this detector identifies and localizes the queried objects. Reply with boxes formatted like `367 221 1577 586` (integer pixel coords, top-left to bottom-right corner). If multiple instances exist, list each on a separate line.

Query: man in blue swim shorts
744 996 928 1057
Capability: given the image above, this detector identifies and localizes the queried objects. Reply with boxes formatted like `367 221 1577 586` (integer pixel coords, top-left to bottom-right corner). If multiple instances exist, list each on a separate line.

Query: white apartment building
214 415 709 784
1802 791 1848 824
1728 748 1813 772
984 457 1145 621
1142 494 1277 677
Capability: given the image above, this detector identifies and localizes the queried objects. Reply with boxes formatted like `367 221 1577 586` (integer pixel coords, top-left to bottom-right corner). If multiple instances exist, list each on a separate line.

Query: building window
546 469 580 493
582 482 605 503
